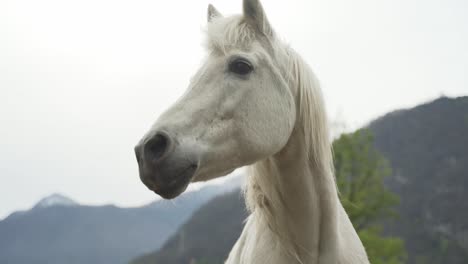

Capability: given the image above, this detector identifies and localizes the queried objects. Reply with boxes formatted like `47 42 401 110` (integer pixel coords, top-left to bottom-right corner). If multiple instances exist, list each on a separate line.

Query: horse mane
205 16 338 263
286 48 335 177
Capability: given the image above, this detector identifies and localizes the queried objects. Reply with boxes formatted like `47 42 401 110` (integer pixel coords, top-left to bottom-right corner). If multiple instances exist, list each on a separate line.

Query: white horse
134 0 369 263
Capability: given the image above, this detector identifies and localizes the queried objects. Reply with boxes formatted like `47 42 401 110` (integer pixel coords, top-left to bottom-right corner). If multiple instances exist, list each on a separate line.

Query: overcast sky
0 0 467 219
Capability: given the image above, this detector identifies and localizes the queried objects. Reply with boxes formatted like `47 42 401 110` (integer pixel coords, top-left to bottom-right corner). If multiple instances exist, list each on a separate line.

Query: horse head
135 0 297 199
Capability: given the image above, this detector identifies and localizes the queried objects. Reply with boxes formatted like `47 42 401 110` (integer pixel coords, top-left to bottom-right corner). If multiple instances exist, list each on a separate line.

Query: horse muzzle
134 130 199 199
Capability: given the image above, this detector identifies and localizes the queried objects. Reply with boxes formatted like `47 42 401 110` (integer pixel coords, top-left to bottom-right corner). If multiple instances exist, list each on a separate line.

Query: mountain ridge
0 175 242 264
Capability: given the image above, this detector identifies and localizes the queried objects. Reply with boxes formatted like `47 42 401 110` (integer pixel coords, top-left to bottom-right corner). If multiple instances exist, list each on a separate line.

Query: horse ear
207 4 222 22
243 0 273 37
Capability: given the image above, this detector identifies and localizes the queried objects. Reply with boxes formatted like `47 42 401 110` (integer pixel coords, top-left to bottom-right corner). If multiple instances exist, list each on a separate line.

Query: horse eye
229 59 253 75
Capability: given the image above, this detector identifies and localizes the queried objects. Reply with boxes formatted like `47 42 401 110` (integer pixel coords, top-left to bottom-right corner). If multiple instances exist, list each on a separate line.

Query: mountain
130 190 248 264
0 176 242 264
131 96 468 264
368 96 468 263
33 193 78 209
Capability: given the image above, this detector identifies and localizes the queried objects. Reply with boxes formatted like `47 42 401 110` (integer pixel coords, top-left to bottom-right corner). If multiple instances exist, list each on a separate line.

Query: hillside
369 96 468 263
0 180 241 264
131 96 468 264
131 190 248 264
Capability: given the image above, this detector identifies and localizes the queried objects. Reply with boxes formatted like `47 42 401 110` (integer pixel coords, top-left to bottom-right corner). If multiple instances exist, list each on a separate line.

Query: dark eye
229 59 253 75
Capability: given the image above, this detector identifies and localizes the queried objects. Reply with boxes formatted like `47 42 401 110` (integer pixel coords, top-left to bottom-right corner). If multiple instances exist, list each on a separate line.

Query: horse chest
226 216 302 264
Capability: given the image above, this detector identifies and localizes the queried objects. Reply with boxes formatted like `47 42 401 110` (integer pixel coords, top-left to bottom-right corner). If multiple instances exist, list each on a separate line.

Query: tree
333 129 407 264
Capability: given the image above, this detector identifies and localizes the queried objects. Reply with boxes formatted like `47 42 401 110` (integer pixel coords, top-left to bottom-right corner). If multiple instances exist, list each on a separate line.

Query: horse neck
246 127 340 262
245 50 340 262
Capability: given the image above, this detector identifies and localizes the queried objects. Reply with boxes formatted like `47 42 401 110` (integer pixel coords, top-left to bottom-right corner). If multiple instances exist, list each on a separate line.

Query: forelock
205 15 257 53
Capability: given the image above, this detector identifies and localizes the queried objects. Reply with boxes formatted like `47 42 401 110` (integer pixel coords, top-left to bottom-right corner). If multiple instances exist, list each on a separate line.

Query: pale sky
0 0 467 219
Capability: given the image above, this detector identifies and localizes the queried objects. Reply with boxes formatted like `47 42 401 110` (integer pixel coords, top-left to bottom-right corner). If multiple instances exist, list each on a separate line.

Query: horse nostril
144 132 171 163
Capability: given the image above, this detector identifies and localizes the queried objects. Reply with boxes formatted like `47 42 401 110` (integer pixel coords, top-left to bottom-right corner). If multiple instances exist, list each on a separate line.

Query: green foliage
333 129 407 263
358 227 406 264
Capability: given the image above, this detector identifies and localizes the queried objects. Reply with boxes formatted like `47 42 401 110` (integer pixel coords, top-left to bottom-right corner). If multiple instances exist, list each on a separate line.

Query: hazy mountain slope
369 96 468 263
131 190 248 264
0 180 241 264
